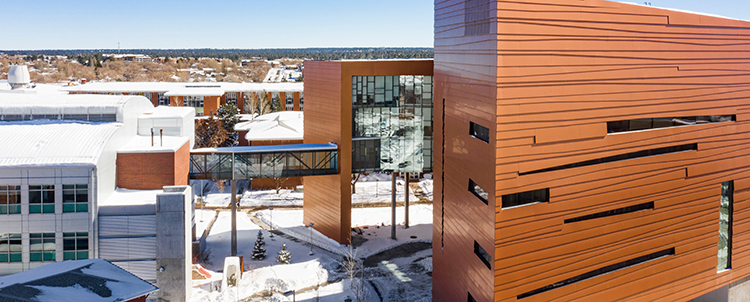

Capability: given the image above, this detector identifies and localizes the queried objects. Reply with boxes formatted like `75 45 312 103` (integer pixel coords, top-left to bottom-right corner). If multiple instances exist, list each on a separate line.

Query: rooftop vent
8 65 31 90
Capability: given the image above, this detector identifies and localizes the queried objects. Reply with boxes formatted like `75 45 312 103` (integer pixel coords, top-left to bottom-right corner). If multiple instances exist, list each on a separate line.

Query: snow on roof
0 258 158 302
192 142 337 154
98 188 160 215
164 86 224 97
0 121 120 168
117 135 189 153
63 82 304 94
141 105 194 119
0 93 141 115
235 111 303 141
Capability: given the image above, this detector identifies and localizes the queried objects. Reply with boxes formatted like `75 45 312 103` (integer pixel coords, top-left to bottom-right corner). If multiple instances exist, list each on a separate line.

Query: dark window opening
502 188 549 209
608 115 735 134
474 241 492 270
441 98 446 249
464 0 491 36
469 179 489 205
519 143 697 176
518 248 676 299
564 202 654 224
468 292 477 302
718 181 733 271
470 121 490 143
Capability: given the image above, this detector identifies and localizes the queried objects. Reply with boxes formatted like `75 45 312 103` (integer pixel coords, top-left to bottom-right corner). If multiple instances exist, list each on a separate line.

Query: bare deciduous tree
351 173 362 194
342 246 370 302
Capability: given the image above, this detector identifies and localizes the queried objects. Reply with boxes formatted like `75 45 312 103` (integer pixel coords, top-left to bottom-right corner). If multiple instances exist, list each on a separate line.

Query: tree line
2 47 434 61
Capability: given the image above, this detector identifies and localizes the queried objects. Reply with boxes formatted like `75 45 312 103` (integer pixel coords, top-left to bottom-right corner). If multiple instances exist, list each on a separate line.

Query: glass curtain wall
352 75 433 173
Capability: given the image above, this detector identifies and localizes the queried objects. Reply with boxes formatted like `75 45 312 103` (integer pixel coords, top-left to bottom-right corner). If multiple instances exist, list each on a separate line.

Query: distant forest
1 48 434 60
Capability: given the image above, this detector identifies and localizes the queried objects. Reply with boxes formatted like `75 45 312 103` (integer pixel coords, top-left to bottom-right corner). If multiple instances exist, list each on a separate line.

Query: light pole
308 222 315 255
269 208 274 239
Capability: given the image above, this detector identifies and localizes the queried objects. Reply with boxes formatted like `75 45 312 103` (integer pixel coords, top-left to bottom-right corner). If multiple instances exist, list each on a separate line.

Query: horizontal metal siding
112 260 156 283
99 215 156 236
99 237 156 260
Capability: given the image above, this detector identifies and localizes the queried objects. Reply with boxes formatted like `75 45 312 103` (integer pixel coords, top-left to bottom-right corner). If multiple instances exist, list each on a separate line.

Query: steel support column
231 179 237 256
391 172 397 240
405 172 409 229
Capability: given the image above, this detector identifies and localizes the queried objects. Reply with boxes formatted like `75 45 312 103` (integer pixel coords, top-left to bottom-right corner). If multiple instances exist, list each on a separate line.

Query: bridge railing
189 143 338 180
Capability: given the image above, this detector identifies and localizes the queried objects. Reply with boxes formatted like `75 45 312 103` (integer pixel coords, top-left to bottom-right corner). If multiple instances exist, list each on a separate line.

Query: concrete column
156 186 193 302
391 172 397 240
405 172 409 229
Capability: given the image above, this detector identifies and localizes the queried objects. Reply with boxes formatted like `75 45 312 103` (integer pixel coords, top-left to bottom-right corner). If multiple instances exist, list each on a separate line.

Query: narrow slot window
519 143 697 176
502 188 549 209
441 98 446 249
607 115 735 134
474 241 492 270
469 121 489 143
564 202 654 224
718 181 733 271
469 179 489 205
518 248 675 299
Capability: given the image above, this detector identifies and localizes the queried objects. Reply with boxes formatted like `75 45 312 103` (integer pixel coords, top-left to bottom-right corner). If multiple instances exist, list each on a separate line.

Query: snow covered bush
276 243 291 264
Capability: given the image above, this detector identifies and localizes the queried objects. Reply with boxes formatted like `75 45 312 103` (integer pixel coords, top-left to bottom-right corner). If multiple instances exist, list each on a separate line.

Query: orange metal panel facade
203 96 220 116
434 0 750 301
303 60 433 244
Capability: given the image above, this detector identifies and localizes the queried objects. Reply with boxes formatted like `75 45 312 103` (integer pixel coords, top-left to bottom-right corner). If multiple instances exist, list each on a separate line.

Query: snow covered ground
191 174 434 301
192 211 347 302
192 205 433 301
202 173 430 208
254 205 433 257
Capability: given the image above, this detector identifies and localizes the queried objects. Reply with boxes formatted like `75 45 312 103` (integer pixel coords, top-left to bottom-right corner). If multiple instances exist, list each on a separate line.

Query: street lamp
308 222 315 255
269 208 274 239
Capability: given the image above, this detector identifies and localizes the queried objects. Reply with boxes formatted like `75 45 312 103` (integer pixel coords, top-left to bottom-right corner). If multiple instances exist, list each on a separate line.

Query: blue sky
1 0 748 50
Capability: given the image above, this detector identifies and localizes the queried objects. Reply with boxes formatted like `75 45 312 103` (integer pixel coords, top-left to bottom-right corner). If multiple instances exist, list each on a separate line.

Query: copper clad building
432 0 750 301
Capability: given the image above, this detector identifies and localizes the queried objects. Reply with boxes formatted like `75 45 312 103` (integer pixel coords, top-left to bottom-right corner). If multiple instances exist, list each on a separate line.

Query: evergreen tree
251 230 266 260
217 102 240 147
276 243 291 264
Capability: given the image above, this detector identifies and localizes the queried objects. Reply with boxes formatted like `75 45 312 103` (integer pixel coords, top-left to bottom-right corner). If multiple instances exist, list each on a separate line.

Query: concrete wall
156 186 193 302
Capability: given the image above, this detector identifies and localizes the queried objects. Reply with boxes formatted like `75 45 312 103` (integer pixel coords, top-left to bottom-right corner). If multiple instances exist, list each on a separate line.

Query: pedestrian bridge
189 143 338 180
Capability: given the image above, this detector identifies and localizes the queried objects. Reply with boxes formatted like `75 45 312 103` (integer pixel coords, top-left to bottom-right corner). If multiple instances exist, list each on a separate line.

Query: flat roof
192 142 337 154
140 105 195 119
118 135 189 153
164 87 224 97
0 93 144 115
63 82 304 94
235 111 303 141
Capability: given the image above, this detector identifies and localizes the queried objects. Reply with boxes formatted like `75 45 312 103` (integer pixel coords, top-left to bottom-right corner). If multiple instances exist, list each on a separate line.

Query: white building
0 92 196 301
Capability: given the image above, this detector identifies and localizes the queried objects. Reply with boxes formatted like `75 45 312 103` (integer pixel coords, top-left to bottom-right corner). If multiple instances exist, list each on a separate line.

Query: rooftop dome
8 65 31 90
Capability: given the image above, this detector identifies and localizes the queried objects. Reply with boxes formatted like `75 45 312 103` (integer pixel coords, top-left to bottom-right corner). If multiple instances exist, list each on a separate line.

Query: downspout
91 166 99 259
